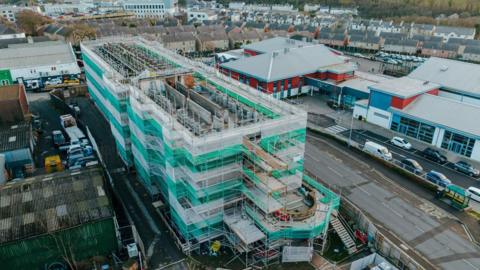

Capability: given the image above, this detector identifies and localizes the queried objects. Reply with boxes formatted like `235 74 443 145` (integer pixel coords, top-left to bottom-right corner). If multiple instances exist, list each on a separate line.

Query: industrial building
0 167 118 269
81 37 339 267
0 84 29 124
354 57 480 161
0 122 34 180
122 0 178 18
0 41 81 90
219 37 356 99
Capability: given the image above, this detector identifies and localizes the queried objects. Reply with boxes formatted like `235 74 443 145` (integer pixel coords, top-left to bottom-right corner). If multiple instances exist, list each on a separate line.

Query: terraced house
81 37 339 268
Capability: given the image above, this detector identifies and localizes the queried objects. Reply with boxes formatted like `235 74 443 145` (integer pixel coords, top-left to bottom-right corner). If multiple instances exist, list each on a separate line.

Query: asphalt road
341 129 480 190
304 131 480 270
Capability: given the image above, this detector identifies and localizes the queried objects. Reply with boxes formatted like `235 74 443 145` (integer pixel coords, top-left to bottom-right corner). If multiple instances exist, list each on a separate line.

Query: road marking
325 125 349 134
463 259 480 270
328 166 343 177
357 185 371 196
415 226 425 233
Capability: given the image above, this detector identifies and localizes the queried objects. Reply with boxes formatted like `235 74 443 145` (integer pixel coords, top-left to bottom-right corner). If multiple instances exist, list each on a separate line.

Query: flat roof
0 84 20 101
221 44 349 82
0 122 31 153
0 41 78 70
0 167 112 244
370 76 439 98
408 57 480 98
391 94 480 138
242 36 310 54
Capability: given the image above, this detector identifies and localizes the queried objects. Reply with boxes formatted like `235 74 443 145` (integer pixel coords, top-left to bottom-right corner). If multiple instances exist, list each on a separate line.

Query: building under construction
81 37 340 267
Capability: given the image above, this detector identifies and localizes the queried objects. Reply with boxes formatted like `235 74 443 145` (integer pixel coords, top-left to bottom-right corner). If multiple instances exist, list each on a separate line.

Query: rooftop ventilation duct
440 65 449 71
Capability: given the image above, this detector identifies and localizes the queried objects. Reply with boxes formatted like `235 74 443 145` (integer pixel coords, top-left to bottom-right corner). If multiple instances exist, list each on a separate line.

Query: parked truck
60 114 86 145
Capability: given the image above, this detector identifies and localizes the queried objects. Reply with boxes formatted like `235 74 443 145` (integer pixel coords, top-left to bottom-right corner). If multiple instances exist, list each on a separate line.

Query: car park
454 161 480 177
467 187 480 202
420 148 447 164
426 171 451 187
391 136 412 150
401 158 423 174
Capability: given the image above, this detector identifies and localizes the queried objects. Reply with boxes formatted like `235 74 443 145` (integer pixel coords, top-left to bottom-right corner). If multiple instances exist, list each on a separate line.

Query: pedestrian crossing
325 125 348 134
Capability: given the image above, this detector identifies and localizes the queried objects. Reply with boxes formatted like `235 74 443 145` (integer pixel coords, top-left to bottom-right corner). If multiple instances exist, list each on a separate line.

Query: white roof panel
391 94 480 137
408 57 480 98
243 36 310 53
370 77 439 98
0 41 77 70
221 44 349 81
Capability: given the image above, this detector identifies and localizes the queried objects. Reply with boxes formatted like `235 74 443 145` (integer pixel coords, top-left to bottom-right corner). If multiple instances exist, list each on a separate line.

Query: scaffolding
81 37 339 269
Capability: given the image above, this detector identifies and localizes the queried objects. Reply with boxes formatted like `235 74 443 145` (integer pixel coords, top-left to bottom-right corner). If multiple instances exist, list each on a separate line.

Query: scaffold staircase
330 211 357 254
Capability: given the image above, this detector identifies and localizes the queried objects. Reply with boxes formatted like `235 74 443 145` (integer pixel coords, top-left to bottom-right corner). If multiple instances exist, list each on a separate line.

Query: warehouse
0 122 34 180
219 38 356 99
81 37 339 268
354 57 480 161
0 166 118 269
0 41 81 90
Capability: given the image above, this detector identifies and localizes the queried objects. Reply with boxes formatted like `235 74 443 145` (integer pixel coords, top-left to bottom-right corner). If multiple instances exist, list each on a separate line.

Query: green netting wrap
259 128 306 154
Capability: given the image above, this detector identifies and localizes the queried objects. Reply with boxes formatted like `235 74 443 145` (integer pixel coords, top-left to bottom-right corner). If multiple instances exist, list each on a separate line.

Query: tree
68 24 96 45
16 10 52 36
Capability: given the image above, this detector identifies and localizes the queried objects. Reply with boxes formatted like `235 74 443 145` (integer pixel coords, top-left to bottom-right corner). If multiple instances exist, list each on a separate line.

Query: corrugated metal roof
221 44 348 81
408 57 480 98
370 76 439 98
0 122 31 153
0 41 77 70
391 94 480 137
0 167 112 244
242 36 309 54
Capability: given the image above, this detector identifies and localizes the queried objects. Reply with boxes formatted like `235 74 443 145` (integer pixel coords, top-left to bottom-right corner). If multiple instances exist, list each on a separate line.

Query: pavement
304 131 480 270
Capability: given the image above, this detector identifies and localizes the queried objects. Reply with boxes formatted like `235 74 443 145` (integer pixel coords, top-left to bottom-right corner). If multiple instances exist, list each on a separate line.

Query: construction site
80 37 340 268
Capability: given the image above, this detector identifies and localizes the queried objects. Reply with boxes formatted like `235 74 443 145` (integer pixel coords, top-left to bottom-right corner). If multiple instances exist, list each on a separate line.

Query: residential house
196 31 229 51
228 30 260 49
434 25 476 41
348 34 381 51
410 24 435 36
462 46 480 62
383 39 418 54
0 24 25 40
162 32 196 53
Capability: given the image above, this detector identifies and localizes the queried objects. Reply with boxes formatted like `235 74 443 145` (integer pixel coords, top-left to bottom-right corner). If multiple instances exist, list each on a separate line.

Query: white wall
353 105 367 119
366 107 391 128
11 63 79 81
471 140 480 162
11 62 80 81
432 127 444 148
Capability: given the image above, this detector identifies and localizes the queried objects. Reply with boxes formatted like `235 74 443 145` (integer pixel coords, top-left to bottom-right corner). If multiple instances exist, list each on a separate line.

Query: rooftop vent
284 47 289 54
423 80 429 85
272 51 279 57
440 65 449 71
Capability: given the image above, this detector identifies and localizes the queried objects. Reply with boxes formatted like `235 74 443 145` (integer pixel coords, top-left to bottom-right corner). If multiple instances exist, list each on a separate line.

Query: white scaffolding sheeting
282 246 313 263
224 212 266 245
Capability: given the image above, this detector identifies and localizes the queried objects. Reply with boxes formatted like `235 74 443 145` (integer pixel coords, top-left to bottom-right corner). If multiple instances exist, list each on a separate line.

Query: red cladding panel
428 89 439 95
244 49 258 56
249 78 258 88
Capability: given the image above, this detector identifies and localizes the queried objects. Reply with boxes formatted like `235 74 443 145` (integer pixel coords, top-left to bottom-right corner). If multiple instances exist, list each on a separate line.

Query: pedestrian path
325 125 348 134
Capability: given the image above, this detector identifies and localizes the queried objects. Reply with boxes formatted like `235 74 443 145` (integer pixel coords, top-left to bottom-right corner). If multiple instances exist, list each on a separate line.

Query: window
441 131 475 157
391 116 435 144
373 112 389 120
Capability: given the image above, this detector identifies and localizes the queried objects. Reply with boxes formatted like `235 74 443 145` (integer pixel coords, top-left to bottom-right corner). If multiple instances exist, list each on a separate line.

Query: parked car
45 78 62 86
426 171 451 187
454 161 480 177
364 141 393 161
420 148 447 164
52 130 65 146
401 158 423 174
391 137 412 150
467 187 480 202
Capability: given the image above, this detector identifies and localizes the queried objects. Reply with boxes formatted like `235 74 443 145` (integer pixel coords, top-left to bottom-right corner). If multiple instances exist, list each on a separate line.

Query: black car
401 158 423 174
420 148 447 164
454 161 480 177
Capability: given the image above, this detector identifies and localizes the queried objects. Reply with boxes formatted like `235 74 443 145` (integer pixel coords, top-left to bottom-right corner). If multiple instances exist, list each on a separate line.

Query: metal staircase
330 212 357 254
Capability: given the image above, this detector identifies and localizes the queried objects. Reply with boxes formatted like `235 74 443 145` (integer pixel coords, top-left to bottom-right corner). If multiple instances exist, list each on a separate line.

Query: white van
363 141 393 161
